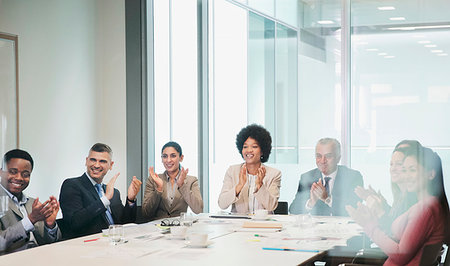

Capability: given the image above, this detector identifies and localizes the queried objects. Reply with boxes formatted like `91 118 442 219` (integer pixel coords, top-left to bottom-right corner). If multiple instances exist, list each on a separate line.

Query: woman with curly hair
218 124 281 214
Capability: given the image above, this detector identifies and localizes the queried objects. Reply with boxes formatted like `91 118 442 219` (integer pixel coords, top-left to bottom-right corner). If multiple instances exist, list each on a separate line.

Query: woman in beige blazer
143 142 203 220
218 124 281 214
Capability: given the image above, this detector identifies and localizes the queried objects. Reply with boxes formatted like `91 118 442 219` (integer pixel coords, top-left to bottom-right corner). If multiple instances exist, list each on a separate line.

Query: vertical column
340 0 351 166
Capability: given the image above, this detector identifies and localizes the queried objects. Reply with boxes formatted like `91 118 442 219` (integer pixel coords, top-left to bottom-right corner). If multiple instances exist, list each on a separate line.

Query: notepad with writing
242 221 283 229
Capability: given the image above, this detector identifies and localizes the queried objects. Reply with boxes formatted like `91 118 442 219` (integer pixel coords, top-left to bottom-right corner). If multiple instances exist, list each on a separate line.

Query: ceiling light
437 53 448 56
317 20 334 25
431 50 444 53
418 40 431 44
384 56 395 58
388 25 450 31
378 52 387 56
378 6 396 11
424 44 437 48
389 17 406 21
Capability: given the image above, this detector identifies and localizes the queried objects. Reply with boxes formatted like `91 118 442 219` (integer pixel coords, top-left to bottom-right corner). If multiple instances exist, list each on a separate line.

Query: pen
262 247 320 253
254 234 267 237
84 238 100 242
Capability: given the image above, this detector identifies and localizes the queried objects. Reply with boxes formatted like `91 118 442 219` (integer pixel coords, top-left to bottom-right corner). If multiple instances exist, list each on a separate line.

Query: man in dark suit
59 143 142 239
289 138 363 216
0 149 60 254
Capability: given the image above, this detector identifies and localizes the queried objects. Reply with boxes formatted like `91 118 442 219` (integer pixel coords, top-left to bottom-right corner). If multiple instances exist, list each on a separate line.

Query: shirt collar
0 183 28 205
86 172 101 187
164 170 180 182
321 167 338 180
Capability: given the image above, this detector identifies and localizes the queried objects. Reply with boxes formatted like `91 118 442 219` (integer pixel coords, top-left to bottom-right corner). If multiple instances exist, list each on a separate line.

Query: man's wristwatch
324 197 332 205
127 197 136 203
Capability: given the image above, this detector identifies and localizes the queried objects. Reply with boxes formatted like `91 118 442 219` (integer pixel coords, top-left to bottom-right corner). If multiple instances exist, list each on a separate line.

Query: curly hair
235 124 272 163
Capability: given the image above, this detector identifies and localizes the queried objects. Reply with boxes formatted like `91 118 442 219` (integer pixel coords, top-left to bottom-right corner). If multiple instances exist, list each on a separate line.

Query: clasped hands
28 196 59 228
235 164 266 196
148 166 188 192
308 181 329 207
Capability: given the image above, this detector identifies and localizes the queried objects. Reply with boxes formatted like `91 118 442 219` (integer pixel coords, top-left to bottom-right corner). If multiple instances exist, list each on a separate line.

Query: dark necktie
95 183 115 225
324 177 331 195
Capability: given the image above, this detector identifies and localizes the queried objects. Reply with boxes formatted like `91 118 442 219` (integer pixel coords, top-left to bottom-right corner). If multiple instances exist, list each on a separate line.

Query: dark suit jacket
59 173 136 239
0 192 61 254
289 165 363 216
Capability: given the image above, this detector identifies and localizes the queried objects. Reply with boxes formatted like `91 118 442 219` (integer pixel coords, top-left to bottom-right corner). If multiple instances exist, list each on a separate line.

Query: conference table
0 214 362 266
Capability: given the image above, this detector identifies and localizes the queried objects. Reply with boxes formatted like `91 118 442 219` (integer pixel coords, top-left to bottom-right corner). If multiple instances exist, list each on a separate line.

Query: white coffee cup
187 233 208 246
171 226 187 237
254 209 268 220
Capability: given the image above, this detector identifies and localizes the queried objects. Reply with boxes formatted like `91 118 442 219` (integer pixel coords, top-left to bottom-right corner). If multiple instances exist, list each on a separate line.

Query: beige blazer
218 164 281 214
0 194 61 254
142 172 204 220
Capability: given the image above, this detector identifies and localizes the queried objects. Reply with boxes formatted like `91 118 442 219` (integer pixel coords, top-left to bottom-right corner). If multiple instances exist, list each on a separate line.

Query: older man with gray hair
289 138 363 216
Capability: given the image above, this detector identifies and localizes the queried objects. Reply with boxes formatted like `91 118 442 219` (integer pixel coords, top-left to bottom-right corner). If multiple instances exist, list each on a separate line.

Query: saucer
252 217 270 221
185 240 214 248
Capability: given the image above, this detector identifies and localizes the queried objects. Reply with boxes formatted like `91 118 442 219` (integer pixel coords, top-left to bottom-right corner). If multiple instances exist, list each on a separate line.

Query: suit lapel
8 196 23 219
80 174 101 201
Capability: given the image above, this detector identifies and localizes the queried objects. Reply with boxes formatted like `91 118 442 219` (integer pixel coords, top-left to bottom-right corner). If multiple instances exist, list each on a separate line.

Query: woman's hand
346 202 377 228
177 167 189 188
254 165 266 192
235 164 247 196
149 166 164 192
354 185 377 201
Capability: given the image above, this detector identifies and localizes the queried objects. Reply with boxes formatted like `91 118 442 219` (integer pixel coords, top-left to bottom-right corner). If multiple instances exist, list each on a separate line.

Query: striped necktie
324 177 331 195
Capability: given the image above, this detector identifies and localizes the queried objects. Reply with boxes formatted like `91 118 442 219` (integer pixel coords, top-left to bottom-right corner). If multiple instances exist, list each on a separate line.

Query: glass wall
152 0 199 184
148 0 450 212
350 0 450 202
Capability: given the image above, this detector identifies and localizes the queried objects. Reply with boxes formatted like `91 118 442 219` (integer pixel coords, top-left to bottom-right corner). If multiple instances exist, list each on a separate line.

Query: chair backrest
274 201 288 215
419 242 443 266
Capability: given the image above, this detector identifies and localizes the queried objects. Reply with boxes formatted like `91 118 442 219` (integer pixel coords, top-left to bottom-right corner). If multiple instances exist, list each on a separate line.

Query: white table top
0 214 362 266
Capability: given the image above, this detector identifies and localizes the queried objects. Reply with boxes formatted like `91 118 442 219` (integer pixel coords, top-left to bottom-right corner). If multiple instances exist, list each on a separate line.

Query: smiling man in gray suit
0 149 60 254
289 138 364 216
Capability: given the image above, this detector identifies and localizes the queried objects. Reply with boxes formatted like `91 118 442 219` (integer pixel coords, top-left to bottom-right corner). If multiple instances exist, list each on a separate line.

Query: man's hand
127 176 142 201
28 198 52 224
149 167 163 192
235 164 247 196
105 172 120 200
176 167 189 188
44 196 59 228
255 165 266 191
312 181 328 201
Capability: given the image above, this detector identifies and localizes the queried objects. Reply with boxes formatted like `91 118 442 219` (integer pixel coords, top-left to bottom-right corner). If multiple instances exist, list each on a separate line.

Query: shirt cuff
305 199 313 210
21 215 35 232
100 195 111 207
45 223 59 236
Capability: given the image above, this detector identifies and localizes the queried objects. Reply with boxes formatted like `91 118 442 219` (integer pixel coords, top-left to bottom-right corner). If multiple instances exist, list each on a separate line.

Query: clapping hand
44 196 60 228
255 165 266 191
127 176 142 201
346 202 376 227
176 167 189 188
235 164 248 196
354 185 377 201
105 172 120 200
149 166 163 192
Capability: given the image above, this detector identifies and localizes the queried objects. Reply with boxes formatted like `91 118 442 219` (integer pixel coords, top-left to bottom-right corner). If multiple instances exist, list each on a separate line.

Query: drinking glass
180 212 193 227
108 225 124 245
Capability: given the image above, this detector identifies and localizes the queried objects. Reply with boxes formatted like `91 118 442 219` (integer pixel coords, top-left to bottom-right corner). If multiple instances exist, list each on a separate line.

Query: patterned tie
95 183 115 225
324 177 331 196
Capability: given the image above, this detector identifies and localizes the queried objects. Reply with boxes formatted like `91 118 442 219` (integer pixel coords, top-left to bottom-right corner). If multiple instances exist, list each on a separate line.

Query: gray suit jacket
142 172 204 220
218 164 281 214
289 165 363 216
0 192 61 254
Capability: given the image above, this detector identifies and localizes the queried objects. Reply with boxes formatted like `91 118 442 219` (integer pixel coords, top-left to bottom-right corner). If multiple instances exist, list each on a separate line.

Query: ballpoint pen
262 247 320 253
84 238 100 242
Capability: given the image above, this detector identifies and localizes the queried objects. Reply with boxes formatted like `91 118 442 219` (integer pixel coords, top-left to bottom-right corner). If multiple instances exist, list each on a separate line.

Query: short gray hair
317 138 341 157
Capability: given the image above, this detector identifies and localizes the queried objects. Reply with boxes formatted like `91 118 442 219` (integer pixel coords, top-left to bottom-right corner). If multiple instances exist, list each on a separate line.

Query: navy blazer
59 173 136 239
289 165 363 216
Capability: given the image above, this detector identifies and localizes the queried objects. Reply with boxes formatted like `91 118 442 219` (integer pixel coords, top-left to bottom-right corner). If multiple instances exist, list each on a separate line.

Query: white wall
0 0 127 206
